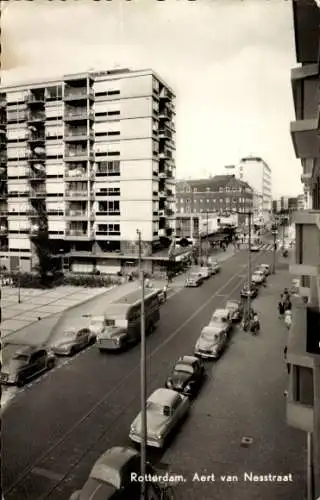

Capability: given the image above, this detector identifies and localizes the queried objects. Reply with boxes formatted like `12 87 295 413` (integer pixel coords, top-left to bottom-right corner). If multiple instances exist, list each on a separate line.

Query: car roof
93 447 138 472
259 264 269 268
13 345 40 356
213 308 229 315
148 388 179 406
202 325 222 334
226 300 239 305
177 355 198 365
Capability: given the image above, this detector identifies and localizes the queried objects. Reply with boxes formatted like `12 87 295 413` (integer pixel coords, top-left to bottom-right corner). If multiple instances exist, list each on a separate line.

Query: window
194 188 197 192
97 200 120 214
206 187 210 192
97 223 120 235
96 161 120 176
301 275 310 287
219 187 224 193
96 187 120 196
293 365 314 406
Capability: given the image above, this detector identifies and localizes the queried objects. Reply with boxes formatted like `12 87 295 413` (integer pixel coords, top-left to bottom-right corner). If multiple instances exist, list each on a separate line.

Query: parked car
87 315 105 341
208 260 221 274
185 272 203 287
69 446 172 500
195 324 228 359
258 264 270 276
51 327 93 356
165 355 206 398
250 244 261 252
251 270 265 285
225 300 243 322
209 308 232 334
194 266 211 279
1 345 55 387
129 388 190 448
240 282 258 299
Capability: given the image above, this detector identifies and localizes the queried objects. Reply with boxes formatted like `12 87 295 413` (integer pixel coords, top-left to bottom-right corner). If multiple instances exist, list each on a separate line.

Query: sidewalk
162 265 306 500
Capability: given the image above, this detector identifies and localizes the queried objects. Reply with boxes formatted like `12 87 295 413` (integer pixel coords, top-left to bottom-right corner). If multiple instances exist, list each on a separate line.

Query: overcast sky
1 0 302 197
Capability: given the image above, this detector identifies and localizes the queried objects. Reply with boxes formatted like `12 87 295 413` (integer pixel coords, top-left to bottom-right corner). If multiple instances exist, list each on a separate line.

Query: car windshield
90 464 121 489
202 331 218 341
189 273 199 279
146 401 163 414
62 330 77 340
212 311 226 321
174 363 193 375
12 353 29 362
90 319 103 327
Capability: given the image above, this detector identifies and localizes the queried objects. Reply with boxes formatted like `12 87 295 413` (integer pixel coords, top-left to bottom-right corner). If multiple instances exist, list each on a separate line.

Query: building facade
176 175 253 223
287 0 320 495
0 68 176 274
237 156 272 220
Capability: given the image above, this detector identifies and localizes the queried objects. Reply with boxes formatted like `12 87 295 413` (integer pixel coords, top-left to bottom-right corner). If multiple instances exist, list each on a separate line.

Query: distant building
176 175 253 225
297 194 305 210
287 0 320 496
237 156 272 221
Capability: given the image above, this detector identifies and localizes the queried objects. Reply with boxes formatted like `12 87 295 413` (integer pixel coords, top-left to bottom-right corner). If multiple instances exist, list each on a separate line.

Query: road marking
31 467 64 481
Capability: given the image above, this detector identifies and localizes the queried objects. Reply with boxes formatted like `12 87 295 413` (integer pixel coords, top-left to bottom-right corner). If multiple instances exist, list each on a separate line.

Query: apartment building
176 175 253 224
287 0 320 496
237 156 272 221
0 68 176 274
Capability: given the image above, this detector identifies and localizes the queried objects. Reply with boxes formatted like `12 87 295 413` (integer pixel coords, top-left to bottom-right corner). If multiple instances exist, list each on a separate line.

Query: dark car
69 446 172 500
240 282 258 299
1 345 55 387
165 355 206 397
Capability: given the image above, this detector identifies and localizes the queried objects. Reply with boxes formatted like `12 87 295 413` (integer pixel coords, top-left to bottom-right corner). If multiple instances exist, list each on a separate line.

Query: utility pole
136 229 147 500
198 218 202 266
206 210 209 265
272 225 277 274
247 211 252 317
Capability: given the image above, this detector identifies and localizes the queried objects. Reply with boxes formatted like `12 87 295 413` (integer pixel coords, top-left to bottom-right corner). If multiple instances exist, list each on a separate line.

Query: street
2 246 305 500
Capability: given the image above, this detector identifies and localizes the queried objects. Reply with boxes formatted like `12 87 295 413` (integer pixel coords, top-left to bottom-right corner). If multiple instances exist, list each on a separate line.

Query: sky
1 0 303 198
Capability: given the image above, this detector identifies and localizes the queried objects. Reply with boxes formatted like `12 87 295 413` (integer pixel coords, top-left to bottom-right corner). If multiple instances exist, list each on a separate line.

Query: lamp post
271 225 277 274
136 229 147 500
206 210 209 265
246 210 252 318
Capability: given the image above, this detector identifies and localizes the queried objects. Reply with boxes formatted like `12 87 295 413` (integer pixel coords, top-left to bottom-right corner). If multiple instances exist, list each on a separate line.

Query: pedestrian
163 283 167 301
278 298 285 318
284 299 292 312
284 346 290 374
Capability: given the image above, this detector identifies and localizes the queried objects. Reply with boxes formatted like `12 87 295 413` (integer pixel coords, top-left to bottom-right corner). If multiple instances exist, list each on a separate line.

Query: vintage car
250 244 261 252
225 300 243 322
194 266 211 279
240 282 258 299
195 324 228 359
88 316 106 340
69 446 172 500
1 345 55 387
129 388 190 448
51 327 93 356
165 355 206 397
208 260 221 274
258 264 271 276
251 270 265 285
185 272 203 287
209 308 232 334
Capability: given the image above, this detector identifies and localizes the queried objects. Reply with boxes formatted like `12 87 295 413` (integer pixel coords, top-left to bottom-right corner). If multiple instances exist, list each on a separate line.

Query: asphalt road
2 247 304 500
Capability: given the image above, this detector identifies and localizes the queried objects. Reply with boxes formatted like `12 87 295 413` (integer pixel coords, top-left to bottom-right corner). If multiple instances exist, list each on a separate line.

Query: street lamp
136 229 147 500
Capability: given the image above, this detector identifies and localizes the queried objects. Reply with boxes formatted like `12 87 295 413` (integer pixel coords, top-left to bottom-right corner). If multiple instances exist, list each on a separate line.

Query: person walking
278 295 285 318
284 310 292 330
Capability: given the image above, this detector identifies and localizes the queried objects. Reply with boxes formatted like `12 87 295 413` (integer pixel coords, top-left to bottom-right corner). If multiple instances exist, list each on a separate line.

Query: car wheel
70 347 76 356
47 358 55 370
16 376 25 388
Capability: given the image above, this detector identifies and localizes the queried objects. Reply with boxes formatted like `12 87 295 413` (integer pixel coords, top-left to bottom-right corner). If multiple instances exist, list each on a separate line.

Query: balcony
65 228 94 240
0 225 8 235
65 190 93 199
64 129 94 142
26 93 45 104
27 112 46 123
64 150 94 162
159 191 166 198
65 168 93 180
166 189 174 198
64 88 94 101
166 208 174 217
65 209 94 219
27 152 46 163
26 209 40 218
159 109 169 120
64 110 94 122
290 210 320 277
28 167 46 179
160 88 171 100
290 114 320 159
0 154 7 165
0 209 8 217
27 132 45 143
29 189 46 199
159 128 171 139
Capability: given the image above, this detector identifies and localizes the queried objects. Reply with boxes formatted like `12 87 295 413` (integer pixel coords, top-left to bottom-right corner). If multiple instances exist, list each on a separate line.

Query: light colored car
251 270 265 285
69 446 170 500
51 327 93 356
185 272 203 287
225 300 243 322
195 325 228 359
210 308 232 333
129 388 190 448
194 266 211 279
250 244 261 252
259 264 270 276
88 316 105 340
209 261 221 274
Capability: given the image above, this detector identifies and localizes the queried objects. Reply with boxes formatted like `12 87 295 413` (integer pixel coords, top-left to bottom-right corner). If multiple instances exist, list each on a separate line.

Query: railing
29 190 46 197
65 169 88 177
0 154 7 163
27 113 46 121
26 94 45 103
26 209 39 216
65 229 92 237
65 128 90 137
28 168 46 178
64 110 93 120
28 133 45 141
64 89 94 99
159 129 171 138
0 227 8 234
159 191 166 197
65 190 90 197
65 210 88 216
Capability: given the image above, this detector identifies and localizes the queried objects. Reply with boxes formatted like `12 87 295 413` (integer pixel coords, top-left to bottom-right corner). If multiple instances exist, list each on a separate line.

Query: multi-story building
176 175 253 224
287 0 320 495
297 193 305 210
237 156 272 221
0 68 176 274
